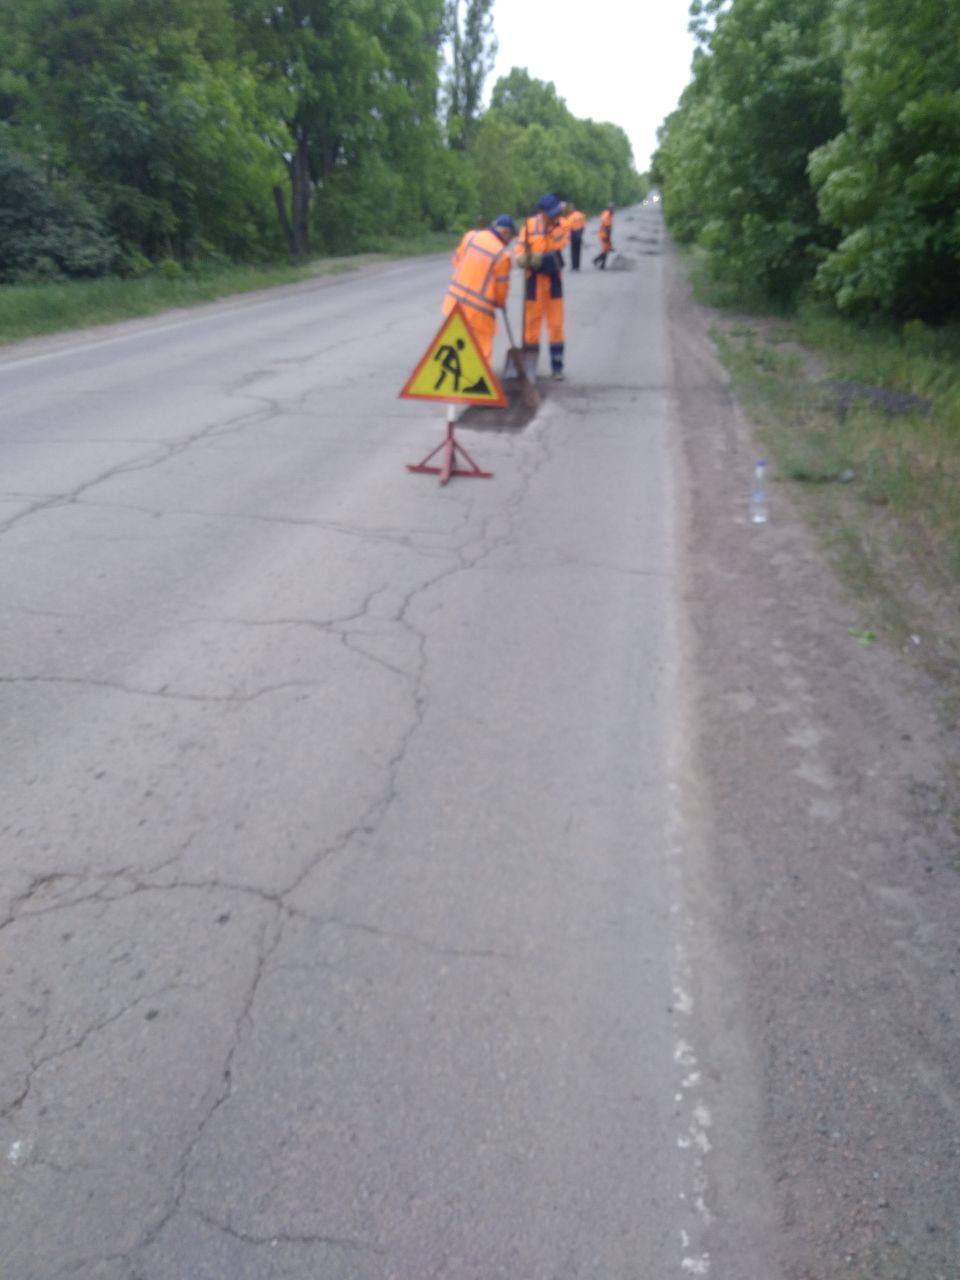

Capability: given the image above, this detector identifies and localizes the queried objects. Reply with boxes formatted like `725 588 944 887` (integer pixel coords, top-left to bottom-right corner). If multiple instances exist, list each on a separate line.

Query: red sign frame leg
407 405 493 485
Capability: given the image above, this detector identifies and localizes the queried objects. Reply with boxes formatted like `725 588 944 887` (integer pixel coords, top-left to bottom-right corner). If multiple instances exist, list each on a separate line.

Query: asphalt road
0 210 779 1278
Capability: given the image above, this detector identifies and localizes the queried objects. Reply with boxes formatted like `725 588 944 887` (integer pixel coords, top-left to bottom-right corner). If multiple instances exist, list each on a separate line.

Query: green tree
68 41 276 259
0 2 647 270
237 0 450 255
1 0 278 260
372 0 451 235
809 0 960 317
489 67 569 132
654 0 842 303
482 70 645 217
442 0 496 149
234 0 382 256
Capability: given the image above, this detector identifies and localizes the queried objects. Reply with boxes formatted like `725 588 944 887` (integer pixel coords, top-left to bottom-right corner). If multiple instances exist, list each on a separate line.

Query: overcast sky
489 0 696 171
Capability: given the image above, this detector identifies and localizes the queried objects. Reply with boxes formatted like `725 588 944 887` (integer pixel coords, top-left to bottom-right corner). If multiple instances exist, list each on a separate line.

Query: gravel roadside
667 241 960 1280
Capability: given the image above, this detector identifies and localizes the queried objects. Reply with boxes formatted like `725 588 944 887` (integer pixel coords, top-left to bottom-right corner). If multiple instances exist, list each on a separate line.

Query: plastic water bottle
8 1138 32 1166
750 460 768 524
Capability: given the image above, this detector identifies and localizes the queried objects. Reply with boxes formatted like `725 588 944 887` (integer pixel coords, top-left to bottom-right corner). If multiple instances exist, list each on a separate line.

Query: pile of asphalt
820 378 931 420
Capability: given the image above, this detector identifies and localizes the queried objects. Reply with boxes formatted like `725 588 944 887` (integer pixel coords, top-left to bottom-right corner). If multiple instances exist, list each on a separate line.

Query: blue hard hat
537 193 563 217
492 214 517 232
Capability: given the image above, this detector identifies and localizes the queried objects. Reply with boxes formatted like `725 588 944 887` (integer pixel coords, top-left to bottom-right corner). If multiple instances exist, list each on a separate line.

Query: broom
501 307 540 412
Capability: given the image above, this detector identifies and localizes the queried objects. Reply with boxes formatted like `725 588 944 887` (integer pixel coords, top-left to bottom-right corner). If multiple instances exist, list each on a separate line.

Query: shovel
501 307 540 412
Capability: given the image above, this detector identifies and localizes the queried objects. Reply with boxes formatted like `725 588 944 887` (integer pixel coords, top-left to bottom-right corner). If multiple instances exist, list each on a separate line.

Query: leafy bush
0 141 118 283
155 258 184 280
118 248 152 278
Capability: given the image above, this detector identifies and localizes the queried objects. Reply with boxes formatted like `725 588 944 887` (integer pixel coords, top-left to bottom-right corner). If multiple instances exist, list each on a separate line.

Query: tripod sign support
399 303 506 485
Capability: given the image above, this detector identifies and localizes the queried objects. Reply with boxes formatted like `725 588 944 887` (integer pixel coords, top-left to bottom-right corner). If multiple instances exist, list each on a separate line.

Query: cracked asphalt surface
5 209 770 1279
9 206 956 1280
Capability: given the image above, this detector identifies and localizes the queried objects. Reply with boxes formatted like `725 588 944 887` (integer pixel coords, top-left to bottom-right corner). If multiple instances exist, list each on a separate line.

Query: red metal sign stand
406 404 493 485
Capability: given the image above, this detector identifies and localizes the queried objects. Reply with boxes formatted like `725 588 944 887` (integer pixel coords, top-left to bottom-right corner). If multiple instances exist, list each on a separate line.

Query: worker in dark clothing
564 205 586 270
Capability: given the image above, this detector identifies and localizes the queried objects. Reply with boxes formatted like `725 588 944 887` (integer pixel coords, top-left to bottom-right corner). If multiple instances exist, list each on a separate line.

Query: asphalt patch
458 380 545 431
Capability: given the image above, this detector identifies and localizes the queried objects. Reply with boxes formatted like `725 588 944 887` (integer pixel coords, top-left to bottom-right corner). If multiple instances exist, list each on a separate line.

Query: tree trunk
291 136 311 258
272 183 295 257
273 135 311 260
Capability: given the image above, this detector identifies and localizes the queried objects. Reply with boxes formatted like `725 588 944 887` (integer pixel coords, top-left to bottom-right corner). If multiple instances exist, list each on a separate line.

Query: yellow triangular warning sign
399 303 507 407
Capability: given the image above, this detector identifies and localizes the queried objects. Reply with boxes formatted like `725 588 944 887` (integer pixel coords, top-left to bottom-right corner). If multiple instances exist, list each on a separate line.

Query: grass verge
686 247 960 692
0 230 458 347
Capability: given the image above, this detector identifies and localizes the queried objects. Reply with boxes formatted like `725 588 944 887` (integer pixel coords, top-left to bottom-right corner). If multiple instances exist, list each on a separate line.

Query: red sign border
399 302 507 408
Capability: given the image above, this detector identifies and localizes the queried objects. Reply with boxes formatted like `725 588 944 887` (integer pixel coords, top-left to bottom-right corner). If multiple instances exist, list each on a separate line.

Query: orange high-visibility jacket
599 208 613 245
516 212 570 265
443 228 512 322
566 209 586 233
516 213 569 348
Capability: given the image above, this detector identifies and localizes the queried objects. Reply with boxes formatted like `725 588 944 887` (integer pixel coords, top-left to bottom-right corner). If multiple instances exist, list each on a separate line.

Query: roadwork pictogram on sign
399 304 507 407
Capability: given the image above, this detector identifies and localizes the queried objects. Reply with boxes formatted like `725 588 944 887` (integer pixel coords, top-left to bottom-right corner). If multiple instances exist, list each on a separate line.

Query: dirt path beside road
668 243 959 1280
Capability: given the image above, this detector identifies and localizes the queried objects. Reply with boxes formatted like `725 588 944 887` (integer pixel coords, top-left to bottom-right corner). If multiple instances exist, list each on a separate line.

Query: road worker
593 203 614 269
564 204 586 271
515 192 570 381
442 214 517 364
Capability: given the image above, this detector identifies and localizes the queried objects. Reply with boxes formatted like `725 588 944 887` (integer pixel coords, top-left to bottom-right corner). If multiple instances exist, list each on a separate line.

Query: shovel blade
507 348 541 411
518 379 541 411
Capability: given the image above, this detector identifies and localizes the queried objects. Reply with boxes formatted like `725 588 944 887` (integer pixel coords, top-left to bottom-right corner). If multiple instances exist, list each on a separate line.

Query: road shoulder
667 241 960 1280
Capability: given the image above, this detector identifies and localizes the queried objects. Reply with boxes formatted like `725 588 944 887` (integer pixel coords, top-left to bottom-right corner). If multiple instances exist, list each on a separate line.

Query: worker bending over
443 214 517 364
516 193 570 381
593 203 614 269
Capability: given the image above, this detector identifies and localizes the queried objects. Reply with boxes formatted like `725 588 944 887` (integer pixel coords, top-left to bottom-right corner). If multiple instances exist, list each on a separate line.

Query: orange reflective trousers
599 209 613 251
516 213 569 372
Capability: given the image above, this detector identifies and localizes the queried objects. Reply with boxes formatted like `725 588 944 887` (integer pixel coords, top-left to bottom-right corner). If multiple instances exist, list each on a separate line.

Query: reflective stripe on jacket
516 212 569 260
444 228 512 321
566 210 586 232
516 212 569 300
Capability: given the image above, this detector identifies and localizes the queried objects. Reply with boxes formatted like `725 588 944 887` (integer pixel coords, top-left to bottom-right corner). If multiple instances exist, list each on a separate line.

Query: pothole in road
457 381 548 431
